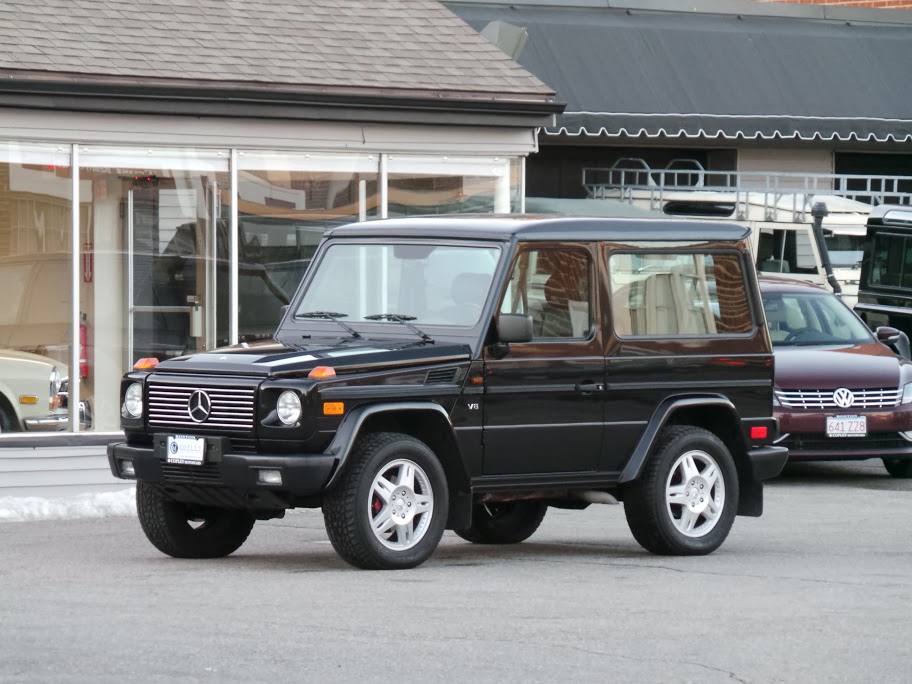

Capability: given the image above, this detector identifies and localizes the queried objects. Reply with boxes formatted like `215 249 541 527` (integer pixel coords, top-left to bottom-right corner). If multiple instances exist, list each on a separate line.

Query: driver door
482 243 605 475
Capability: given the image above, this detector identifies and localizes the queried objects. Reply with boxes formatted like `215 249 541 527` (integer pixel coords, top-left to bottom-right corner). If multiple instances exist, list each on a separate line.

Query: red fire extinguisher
79 313 89 379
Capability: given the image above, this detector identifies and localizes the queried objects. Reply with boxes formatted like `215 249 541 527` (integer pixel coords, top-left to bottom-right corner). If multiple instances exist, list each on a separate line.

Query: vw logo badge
188 390 212 423
833 387 855 409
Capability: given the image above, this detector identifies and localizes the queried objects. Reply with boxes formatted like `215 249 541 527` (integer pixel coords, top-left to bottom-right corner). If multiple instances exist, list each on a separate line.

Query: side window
756 228 817 275
869 233 908 288
609 252 753 337
500 248 591 339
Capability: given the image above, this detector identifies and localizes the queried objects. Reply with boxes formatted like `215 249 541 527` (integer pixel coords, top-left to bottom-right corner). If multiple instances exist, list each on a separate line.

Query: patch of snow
0 486 136 523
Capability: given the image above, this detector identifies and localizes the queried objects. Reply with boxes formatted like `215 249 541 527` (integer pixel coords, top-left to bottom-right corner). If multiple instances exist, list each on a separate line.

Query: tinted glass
869 233 909 288
609 252 752 336
499 248 591 339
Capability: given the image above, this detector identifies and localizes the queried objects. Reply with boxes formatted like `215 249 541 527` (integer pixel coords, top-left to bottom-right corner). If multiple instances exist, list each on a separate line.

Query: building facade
449 0 912 200
0 0 560 493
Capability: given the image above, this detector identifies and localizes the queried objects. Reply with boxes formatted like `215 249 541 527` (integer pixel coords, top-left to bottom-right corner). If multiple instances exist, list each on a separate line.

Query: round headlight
123 382 143 418
277 390 302 425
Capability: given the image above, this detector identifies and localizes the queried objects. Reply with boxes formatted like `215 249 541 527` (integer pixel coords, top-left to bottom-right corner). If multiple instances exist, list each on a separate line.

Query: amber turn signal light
323 402 344 416
308 366 336 379
133 357 160 370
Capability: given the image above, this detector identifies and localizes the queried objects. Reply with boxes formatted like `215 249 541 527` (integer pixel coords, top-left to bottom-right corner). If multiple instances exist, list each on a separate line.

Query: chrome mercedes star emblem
188 390 212 423
833 387 855 409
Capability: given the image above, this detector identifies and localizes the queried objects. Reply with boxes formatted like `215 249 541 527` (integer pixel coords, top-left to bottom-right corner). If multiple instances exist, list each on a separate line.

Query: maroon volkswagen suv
761 278 912 478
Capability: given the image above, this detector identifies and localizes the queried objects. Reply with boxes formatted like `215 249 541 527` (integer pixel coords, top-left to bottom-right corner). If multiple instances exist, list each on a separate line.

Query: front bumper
776 406 912 461
777 433 912 461
24 401 92 431
107 441 338 508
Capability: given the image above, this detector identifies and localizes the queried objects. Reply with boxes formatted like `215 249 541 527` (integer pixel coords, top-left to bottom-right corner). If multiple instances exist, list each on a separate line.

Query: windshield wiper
295 311 362 340
364 313 434 344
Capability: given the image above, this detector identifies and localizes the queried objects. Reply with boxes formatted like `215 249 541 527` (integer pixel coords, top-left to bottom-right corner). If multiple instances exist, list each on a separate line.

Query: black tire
322 432 448 570
136 481 255 559
0 398 21 433
882 457 912 478
622 426 739 556
454 501 547 544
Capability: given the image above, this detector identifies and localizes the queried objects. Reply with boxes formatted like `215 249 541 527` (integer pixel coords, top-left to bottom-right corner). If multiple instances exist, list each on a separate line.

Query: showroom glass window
387 156 519 215
79 146 230 432
0 142 72 435
235 152 379 344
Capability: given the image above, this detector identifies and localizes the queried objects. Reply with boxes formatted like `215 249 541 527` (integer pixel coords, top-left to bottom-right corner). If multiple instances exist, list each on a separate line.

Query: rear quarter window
608 252 753 337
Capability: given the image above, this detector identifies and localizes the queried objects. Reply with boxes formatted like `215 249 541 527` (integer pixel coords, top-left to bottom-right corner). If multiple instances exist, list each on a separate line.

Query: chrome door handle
575 382 604 393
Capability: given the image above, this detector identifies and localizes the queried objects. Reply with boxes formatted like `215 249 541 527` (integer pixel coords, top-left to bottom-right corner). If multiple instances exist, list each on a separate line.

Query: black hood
153 339 472 377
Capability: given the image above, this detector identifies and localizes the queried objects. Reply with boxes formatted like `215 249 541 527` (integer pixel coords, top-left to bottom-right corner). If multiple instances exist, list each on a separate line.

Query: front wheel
136 482 255 558
0 400 20 433
323 432 448 570
454 501 547 544
882 457 912 478
622 426 738 555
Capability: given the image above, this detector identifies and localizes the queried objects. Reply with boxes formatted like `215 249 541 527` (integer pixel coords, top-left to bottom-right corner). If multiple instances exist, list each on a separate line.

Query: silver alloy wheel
665 448 725 538
367 458 434 551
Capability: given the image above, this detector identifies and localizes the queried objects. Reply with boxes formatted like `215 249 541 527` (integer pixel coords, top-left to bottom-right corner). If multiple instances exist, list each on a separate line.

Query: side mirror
280 304 289 318
876 326 901 345
497 313 533 344
877 327 911 359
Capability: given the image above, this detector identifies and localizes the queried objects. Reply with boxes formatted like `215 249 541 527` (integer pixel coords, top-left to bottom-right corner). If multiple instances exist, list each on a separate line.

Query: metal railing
582 158 912 222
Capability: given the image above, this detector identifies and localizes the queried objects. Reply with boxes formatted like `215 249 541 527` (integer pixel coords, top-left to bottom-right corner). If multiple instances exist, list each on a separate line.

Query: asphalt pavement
1 459 910 683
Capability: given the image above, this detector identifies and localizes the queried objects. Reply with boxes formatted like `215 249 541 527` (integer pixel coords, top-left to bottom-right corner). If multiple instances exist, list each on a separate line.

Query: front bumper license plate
826 415 867 438
166 435 206 465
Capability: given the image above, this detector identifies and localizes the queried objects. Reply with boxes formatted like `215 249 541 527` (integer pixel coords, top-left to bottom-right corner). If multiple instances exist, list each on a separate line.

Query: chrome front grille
147 382 256 430
775 388 901 409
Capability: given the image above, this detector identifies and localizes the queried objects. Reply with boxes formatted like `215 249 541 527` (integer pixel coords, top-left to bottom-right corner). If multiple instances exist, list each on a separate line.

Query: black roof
867 204 912 228
324 215 751 242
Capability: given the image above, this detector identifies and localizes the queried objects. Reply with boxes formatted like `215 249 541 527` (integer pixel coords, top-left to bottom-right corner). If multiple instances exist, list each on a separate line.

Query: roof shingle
0 0 553 97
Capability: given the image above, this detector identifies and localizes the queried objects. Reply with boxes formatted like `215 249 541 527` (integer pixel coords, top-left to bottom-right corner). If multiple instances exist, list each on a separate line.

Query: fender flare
323 401 460 490
618 395 742 484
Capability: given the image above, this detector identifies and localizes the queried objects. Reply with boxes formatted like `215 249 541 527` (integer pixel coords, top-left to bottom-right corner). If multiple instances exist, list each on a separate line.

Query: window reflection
0 143 72 433
235 153 379 342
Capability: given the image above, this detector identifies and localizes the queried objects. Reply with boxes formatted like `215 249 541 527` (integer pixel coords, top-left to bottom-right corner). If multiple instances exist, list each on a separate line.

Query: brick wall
756 1 912 8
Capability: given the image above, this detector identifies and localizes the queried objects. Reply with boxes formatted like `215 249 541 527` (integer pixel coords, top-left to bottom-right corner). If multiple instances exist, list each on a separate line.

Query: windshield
762 290 873 346
296 242 501 328
823 233 865 269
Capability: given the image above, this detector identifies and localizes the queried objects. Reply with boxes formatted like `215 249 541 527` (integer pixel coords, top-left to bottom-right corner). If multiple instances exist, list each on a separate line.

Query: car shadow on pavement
771 459 912 492
143 538 657 572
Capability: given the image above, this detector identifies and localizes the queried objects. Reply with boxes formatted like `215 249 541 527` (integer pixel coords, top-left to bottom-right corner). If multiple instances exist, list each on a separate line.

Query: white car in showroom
0 349 69 432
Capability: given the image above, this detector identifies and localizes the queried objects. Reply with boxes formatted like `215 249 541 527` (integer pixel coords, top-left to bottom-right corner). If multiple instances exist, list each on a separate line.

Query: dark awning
449 3 912 142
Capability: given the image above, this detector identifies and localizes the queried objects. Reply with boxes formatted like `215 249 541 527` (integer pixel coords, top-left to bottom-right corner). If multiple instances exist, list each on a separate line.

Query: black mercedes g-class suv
108 216 787 570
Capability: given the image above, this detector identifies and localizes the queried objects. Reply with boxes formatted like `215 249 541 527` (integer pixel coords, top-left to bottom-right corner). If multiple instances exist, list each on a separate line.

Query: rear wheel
623 426 738 555
136 482 255 558
323 432 448 570
882 457 912 478
454 501 547 544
